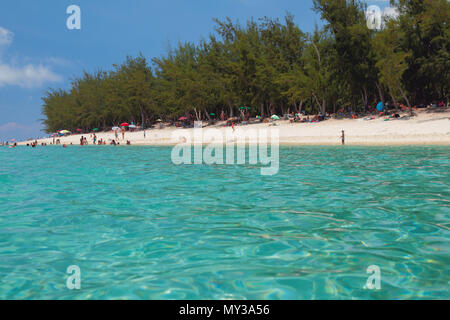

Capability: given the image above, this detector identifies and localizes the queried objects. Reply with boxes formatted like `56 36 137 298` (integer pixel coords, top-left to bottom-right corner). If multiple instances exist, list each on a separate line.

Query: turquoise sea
0 146 449 299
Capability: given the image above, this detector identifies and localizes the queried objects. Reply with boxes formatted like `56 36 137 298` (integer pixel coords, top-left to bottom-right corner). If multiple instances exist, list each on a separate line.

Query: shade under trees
42 0 449 133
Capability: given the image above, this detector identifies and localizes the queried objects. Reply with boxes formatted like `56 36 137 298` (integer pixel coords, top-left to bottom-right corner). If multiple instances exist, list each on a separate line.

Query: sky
0 0 393 141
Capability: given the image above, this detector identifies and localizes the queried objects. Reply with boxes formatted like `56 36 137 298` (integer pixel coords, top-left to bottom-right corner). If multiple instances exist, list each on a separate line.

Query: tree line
42 0 449 133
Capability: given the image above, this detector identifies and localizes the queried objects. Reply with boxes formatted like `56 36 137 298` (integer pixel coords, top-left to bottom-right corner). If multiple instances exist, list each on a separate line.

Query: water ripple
0 146 449 299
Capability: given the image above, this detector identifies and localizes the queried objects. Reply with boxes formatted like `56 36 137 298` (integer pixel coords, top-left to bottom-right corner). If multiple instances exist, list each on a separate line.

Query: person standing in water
341 130 345 145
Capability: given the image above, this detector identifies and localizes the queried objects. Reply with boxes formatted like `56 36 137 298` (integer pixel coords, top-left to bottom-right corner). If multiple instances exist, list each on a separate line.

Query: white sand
18 109 450 146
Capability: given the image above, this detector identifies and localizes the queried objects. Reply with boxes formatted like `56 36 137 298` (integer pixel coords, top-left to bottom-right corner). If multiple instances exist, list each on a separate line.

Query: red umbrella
120 122 129 127
76 129 82 132
178 117 188 121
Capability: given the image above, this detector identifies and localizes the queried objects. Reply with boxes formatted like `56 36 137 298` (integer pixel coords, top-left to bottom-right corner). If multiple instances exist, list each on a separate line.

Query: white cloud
0 25 62 88
0 63 62 88
0 122 44 141
0 26 13 46
0 122 29 132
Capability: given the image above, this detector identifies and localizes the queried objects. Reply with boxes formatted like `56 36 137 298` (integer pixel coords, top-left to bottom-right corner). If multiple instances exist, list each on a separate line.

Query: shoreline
12 140 450 147
15 110 450 147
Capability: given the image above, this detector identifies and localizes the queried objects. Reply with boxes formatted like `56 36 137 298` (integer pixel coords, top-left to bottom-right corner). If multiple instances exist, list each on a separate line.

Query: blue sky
0 0 392 141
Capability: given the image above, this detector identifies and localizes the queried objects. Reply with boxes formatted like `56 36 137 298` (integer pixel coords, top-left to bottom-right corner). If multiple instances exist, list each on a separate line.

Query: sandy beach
18 109 450 146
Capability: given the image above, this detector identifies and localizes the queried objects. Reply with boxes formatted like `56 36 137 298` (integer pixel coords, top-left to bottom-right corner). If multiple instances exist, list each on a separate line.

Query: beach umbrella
76 129 82 132
129 124 137 129
156 119 163 122
93 128 99 131
112 126 120 130
59 130 70 134
178 117 188 121
271 115 280 120
120 122 129 127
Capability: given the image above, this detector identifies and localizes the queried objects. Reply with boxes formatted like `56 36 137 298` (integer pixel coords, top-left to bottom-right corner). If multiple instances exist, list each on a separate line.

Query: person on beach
80 136 84 146
115 129 119 140
93 134 97 145
341 130 345 145
232 122 235 132
121 127 125 140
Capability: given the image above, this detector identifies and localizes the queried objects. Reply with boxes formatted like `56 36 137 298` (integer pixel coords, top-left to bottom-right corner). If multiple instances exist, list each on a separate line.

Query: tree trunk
312 92 322 114
376 82 385 105
228 102 234 118
139 105 145 128
388 85 398 112
193 108 201 121
362 86 368 113
398 85 413 116
269 102 275 116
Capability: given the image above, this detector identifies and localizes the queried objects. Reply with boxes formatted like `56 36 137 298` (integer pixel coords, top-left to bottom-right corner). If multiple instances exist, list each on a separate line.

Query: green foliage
42 1 449 133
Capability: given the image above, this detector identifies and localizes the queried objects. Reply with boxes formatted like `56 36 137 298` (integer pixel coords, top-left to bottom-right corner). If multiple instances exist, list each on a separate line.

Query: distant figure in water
121 127 125 140
341 130 345 145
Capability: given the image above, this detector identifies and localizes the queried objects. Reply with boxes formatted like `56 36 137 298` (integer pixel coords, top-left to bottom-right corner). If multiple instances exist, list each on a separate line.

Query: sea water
0 146 448 299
